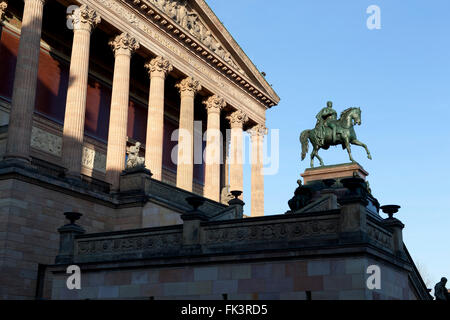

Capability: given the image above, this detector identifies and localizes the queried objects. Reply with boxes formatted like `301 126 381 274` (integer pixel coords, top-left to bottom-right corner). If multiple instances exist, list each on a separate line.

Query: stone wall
49 256 416 300
45 200 429 300
0 178 115 299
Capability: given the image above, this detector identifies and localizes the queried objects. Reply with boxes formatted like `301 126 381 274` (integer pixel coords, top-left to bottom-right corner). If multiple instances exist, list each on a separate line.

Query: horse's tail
300 130 310 161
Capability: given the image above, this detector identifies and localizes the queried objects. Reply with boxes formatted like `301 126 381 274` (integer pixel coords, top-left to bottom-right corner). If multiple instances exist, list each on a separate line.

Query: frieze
204 219 339 244
133 0 244 74
30 127 62 157
91 0 270 121
82 147 107 173
76 232 182 255
367 222 393 250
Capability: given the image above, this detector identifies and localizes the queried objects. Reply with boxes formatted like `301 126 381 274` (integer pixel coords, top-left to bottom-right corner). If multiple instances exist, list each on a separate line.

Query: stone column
203 95 226 202
61 5 100 179
249 124 267 217
144 56 173 180
175 77 201 192
105 33 139 191
226 110 248 198
4 0 45 163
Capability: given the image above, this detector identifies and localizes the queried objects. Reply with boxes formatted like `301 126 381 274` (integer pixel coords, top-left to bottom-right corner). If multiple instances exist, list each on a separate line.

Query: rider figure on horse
316 101 338 145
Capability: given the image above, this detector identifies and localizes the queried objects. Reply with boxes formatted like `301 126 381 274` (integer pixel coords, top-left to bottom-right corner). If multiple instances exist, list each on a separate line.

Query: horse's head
339 107 361 127
351 107 361 126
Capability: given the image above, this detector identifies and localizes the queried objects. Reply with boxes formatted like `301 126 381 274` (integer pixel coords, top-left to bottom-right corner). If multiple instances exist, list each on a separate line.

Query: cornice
123 0 277 109
194 0 280 104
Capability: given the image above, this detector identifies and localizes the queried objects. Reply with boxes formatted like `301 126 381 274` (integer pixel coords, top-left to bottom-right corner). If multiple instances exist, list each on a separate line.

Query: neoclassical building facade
0 0 279 299
0 0 279 208
0 0 430 301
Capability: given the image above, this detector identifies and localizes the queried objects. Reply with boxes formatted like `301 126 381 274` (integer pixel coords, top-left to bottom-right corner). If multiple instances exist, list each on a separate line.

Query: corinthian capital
175 77 202 96
109 33 140 57
145 56 173 78
203 95 226 114
69 4 101 32
248 124 268 138
0 2 7 22
226 110 248 128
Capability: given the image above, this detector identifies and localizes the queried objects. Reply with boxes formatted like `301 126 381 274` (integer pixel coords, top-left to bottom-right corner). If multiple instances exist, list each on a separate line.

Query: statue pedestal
301 162 368 185
119 167 153 194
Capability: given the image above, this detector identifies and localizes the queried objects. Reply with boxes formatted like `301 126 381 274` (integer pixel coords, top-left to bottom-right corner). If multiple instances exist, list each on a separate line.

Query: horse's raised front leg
344 139 355 163
351 139 372 160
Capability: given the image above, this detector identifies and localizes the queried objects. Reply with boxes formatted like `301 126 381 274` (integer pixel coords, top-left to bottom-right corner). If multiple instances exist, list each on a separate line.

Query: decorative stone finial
175 76 202 95
248 124 268 137
0 2 7 22
63 212 83 225
380 205 401 219
226 110 248 128
145 56 173 78
109 32 140 57
186 196 205 212
203 95 226 114
69 4 101 32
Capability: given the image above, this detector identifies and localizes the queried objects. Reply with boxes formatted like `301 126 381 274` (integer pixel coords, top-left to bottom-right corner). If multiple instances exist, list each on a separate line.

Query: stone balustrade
56 204 396 265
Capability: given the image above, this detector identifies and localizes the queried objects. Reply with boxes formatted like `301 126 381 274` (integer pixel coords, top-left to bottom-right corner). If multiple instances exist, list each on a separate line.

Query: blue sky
207 0 450 288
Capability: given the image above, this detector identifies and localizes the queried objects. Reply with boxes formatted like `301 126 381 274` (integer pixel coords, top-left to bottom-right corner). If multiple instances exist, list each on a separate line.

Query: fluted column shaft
203 96 225 202
144 57 173 180
105 33 139 191
227 110 248 199
249 125 267 217
62 5 100 178
4 0 45 162
175 77 201 192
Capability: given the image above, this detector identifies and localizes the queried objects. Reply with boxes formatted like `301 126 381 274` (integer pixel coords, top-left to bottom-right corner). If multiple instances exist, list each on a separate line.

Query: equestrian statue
300 101 372 168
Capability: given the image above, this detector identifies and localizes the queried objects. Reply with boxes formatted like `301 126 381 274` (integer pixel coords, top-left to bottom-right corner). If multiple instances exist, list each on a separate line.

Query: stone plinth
301 163 368 185
119 167 153 194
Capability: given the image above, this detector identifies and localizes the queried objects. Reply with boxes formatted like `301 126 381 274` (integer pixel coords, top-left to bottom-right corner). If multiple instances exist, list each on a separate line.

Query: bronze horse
300 107 372 167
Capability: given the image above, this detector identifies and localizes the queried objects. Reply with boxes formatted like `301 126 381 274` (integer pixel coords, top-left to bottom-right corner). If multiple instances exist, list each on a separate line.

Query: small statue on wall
434 277 449 301
126 142 145 170
221 185 234 205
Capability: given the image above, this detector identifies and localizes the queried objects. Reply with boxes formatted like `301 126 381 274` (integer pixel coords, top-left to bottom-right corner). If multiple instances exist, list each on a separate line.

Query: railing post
228 190 245 219
381 205 405 257
55 212 85 264
338 177 369 241
181 197 208 246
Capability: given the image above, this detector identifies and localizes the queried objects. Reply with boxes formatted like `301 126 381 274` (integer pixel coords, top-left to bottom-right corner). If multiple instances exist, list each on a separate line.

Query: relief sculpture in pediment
147 0 244 74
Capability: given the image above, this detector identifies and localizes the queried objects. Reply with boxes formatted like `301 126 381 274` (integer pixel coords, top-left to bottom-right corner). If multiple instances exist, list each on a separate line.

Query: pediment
125 0 280 107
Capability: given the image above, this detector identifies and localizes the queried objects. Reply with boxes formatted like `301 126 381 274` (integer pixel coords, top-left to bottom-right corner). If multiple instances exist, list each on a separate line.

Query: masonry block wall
49 257 418 300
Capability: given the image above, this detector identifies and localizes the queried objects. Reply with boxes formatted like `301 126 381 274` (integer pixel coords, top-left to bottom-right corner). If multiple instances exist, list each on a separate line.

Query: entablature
74 0 272 124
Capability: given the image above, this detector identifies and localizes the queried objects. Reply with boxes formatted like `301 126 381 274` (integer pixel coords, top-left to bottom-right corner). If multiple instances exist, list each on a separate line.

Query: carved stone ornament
220 185 234 205
145 56 173 77
175 76 202 95
126 142 145 169
203 95 226 114
226 110 248 128
0 2 7 22
137 0 244 73
109 32 140 56
30 127 62 157
248 124 268 138
69 4 101 32
82 147 107 173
